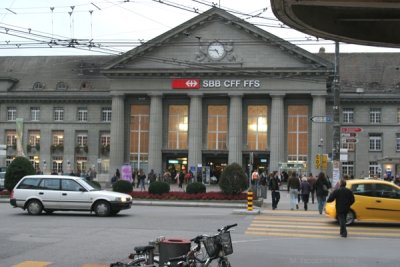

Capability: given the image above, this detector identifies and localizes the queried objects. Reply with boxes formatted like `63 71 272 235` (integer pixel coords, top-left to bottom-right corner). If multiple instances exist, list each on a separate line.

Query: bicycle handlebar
218 223 237 232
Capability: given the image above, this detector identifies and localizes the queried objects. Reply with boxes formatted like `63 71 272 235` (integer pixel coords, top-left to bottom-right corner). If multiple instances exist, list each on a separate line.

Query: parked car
10 175 132 216
0 172 5 190
325 179 400 225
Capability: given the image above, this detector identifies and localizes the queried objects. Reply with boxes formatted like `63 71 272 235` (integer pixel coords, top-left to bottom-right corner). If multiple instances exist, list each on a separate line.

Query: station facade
1 8 399 182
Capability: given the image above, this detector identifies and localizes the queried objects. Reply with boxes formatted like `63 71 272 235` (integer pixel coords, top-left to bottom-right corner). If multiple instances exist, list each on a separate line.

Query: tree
5 156 35 191
218 162 248 194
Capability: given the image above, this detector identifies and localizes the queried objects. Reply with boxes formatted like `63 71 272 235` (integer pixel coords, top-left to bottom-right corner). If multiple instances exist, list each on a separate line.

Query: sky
1 0 400 56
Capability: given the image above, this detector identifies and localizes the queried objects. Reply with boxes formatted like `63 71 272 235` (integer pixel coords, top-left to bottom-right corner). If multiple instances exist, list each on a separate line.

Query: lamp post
318 138 324 172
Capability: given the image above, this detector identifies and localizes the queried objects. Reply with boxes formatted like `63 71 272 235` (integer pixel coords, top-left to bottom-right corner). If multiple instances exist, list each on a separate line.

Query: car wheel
346 210 355 225
94 200 111 217
110 210 121 215
27 199 43 215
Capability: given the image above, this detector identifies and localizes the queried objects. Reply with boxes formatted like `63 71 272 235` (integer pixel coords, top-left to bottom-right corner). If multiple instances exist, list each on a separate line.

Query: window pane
287 105 308 161
207 105 227 150
168 105 188 149
247 105 268 150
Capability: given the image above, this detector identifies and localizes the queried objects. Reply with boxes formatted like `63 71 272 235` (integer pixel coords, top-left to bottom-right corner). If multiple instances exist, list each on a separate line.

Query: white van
10 175 132 216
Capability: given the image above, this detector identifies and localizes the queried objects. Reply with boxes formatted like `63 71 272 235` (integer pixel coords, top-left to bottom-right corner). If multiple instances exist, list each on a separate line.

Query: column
188 93 203 174
311 94 327 176
228 94 243 165
269 94 285 172
109 93 125 176
148 93 163 176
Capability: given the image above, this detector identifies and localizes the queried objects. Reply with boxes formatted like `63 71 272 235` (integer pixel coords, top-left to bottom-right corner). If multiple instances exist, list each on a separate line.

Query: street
0 199 399 267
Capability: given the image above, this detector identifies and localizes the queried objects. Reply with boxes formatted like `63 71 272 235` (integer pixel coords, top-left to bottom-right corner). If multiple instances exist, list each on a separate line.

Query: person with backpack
268 171 281 210
300 176 311 211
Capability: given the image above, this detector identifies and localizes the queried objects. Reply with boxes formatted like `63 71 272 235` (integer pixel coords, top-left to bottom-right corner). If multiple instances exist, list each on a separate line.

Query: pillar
269 94 285 172
311 94 327 176
148 93 163 176
188 93 203 175
109 93 125 176
228 94 243 165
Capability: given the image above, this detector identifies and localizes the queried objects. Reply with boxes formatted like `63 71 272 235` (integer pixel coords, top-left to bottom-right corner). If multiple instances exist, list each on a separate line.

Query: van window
39 178 60 190
61 179 84 191
17 178 41 189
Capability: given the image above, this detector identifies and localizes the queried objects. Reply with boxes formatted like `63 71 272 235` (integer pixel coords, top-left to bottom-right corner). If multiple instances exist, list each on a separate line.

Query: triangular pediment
102 8 333 76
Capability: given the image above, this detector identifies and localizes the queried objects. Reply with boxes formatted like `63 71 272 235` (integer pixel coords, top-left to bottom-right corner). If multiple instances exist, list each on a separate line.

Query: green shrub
186 182 206 194
88 180 101 190
148 181 170 195
112 180 133 194
219 162 248 194
5 156 35 191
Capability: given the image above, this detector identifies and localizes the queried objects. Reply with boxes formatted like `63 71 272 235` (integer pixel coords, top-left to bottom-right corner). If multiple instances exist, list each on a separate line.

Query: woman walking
287 172 300 210
315 172 331 214
300 176 311 211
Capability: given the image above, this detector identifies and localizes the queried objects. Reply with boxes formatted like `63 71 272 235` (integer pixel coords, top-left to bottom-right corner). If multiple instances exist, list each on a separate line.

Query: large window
369 133 382 151
76 133 88 146
6 130 17 146
342 108 354 124
52 156 63 174
130 105 150 170
247 105 268 150
54 107 64 121
28 130 40 146
168 105 188 149
396 133 400 151
287 105 308 162
52 131 64 145
342 161 354 177
77 107 88 122
102 107 112 122
369 161 380 177
30 107 40 121
207 105 228 150
369 108 381 124
7 107 16 121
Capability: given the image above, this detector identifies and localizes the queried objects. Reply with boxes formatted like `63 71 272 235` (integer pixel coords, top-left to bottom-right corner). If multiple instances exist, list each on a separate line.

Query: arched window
56 81 68 90
32 82 45 90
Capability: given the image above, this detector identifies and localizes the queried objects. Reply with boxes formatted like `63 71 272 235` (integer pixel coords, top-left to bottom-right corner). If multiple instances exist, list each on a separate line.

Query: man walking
268 171 281 210
327 179 355 238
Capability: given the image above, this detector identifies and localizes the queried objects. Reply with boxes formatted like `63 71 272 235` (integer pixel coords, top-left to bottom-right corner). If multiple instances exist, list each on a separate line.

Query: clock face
207 42 225 60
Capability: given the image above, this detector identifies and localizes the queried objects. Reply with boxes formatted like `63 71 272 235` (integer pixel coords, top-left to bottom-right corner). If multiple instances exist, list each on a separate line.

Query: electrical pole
332 41 341 184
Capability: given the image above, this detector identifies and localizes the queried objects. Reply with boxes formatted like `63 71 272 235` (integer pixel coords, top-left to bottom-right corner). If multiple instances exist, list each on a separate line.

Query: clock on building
207 42 226 60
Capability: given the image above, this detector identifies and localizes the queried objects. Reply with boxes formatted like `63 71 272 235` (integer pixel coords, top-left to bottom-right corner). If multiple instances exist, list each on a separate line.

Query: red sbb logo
171 79 200 89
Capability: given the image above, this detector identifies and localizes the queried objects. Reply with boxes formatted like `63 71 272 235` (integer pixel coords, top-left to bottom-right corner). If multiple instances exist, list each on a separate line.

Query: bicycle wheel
127 257 159 266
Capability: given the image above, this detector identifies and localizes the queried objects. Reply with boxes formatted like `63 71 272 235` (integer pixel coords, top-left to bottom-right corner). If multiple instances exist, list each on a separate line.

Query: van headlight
115 197 126 202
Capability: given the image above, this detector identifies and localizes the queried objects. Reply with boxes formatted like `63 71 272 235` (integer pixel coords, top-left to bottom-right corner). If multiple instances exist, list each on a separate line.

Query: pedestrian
251 169 260 197
327 179 355 237
138 169 146 191
300 176 311 211
178 171 185 188
259 170 268 199
287 172 300 210
268 171 281 210
307 173 317 204
315 172 331 214
148 169 157 184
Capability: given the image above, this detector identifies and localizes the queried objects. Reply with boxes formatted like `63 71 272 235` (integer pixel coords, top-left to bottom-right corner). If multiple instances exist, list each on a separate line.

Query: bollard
247 190 253 211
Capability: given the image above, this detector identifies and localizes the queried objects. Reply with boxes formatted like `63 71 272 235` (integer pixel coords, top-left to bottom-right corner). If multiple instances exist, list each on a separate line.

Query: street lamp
318 138 324 172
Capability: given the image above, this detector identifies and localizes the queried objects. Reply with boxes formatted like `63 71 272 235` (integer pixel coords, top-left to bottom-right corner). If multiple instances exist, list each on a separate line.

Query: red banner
171 79 200 89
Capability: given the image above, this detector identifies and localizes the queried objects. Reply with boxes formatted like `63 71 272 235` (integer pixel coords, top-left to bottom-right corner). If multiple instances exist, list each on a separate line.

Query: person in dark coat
315 172 331 214
268 171 281 210
300 176 311 211
327 179 355 237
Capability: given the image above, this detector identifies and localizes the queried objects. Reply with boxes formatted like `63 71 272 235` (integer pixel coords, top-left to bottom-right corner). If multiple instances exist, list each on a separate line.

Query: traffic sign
342 138 358 144
310 116 333 123
341 133 357 137
341 127 363 133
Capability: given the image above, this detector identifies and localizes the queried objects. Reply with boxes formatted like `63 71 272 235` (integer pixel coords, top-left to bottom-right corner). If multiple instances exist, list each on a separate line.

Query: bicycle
166 223 237 267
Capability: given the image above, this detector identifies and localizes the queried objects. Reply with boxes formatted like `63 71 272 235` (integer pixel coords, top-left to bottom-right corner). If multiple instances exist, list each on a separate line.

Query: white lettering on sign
202 79 261 88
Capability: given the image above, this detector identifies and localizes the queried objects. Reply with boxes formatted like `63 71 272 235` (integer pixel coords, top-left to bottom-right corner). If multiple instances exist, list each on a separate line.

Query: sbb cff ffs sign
171 79 200 89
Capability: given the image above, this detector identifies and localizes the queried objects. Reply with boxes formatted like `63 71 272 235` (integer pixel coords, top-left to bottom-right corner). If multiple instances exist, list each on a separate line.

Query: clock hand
213 49 220 55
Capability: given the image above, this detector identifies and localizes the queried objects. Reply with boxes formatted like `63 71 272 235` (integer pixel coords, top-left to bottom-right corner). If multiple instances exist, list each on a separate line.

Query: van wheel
27 200 43 215
346 210 355 225
94 200 111 217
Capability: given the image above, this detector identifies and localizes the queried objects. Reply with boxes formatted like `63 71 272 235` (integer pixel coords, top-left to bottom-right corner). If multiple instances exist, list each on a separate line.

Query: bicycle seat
134 245 155 254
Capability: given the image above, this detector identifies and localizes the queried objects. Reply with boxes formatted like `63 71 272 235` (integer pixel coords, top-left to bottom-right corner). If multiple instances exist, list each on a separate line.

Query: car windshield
77 178 99 191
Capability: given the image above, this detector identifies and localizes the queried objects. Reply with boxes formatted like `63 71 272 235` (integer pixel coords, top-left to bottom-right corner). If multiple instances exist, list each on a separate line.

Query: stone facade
0 8 399 182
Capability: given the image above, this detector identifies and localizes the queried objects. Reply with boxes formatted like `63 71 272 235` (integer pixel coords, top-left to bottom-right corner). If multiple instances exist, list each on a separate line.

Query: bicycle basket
203 232 233 258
